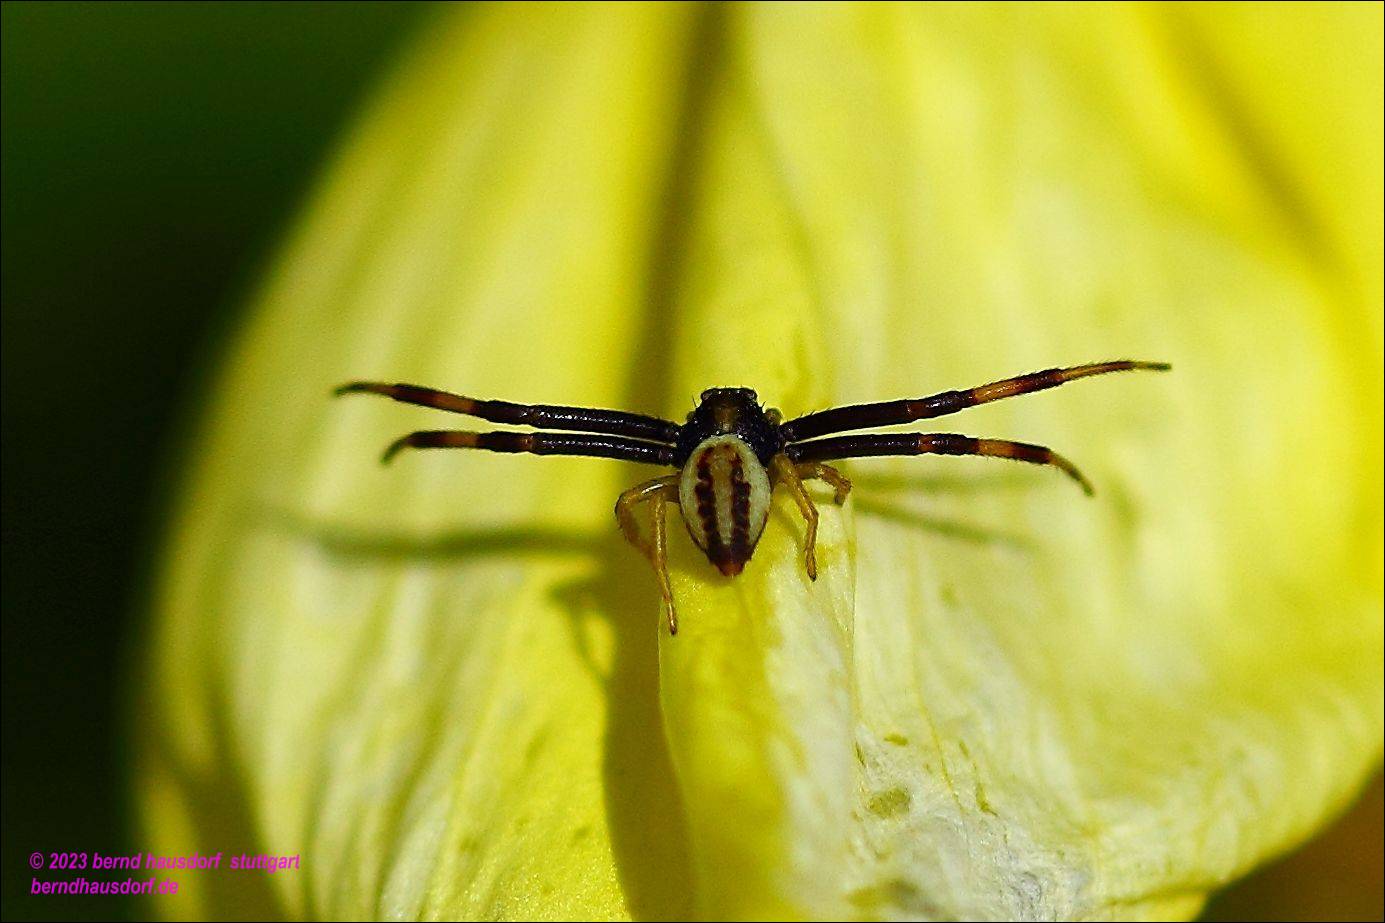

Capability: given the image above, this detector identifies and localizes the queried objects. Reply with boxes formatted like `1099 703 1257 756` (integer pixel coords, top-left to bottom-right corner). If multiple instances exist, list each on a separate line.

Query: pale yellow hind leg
614 475 680 634
796 461 852 504
770 454 822 580
649 491 677 635
771 457 853 581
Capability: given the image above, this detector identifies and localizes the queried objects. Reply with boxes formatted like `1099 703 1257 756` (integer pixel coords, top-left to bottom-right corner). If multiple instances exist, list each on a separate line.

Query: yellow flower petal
139 6 700 918
138 3 1382 920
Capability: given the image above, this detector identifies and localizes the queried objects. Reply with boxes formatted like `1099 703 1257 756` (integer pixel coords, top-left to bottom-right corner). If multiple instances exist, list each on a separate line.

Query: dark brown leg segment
780 360 1169 441
337 381 680 443
788 432 1093 495
382 430 676 466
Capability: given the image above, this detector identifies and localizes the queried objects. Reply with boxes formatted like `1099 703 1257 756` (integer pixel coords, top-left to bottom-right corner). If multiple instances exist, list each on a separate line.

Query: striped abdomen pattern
677 435 772 575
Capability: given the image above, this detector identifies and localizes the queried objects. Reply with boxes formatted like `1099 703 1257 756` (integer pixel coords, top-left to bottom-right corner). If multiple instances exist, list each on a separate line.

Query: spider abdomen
678 434 772 576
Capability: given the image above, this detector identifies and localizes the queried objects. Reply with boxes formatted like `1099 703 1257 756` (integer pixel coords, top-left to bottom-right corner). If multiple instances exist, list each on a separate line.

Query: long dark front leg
337 381 680 443
382 430 676 466
780 360 1169 441
788 433 1093 495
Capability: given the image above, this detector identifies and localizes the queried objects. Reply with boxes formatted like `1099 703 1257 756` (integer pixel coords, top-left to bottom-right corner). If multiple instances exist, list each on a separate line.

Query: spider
336 359 1168 635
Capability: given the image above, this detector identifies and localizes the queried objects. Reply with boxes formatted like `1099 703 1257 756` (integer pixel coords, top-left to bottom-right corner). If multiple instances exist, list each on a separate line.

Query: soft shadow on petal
139 5 708 919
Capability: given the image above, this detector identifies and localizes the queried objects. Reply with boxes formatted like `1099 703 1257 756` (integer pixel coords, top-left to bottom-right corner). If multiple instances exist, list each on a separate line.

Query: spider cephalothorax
674 387 783 465
337 359 1168 634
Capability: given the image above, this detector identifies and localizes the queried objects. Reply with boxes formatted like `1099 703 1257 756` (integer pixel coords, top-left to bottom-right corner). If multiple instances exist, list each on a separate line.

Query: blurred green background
1 3 428 919
0 3 1378 921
